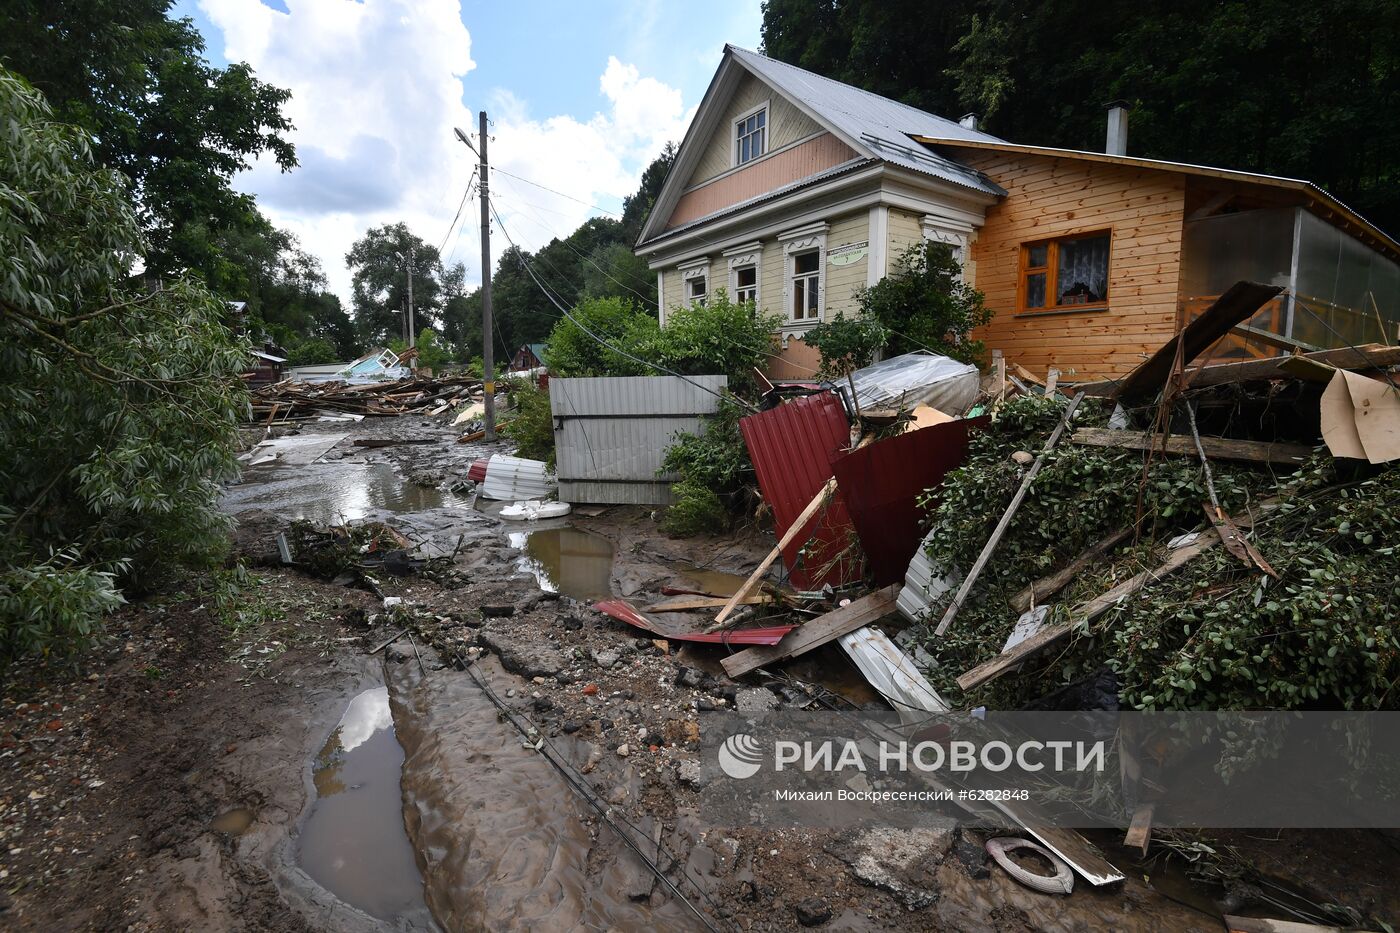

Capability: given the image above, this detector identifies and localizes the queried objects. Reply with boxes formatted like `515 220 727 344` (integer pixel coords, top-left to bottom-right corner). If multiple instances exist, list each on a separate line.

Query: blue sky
174 0 763 298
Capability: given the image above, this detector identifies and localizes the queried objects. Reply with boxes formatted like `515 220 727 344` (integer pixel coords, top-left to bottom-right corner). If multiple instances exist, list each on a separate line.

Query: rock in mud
677 759 704 788
675 666 705 688
735 687 779 712
794 897 832 926
950 834 991 880
830 826 953 910
480 604 515 618
477 626 565 678
592 648 621 670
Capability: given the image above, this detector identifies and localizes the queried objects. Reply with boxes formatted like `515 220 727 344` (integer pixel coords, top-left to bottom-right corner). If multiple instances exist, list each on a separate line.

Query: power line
490 165 625 217
438 168 478 254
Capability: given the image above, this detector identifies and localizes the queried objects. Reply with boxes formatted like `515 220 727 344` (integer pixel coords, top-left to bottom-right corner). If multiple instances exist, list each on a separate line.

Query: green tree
543 296 659 377
762 0 1400 233
0 70 249 659
801 312 889 380
856 242 991 366
0 0 297 282
345 223 444 346
652 291 781 396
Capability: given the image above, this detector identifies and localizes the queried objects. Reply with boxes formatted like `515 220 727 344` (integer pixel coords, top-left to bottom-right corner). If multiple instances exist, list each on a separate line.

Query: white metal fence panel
550 375 727 505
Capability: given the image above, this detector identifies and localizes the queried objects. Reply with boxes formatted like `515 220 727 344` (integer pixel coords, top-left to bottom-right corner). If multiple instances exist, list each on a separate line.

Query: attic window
735 106 767 166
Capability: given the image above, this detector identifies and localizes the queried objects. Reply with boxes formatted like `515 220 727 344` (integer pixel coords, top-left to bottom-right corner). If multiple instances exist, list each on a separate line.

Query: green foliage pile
912 394 1400 713
660 401 753 536
501 380 556 467
856 243 992 365
0 70 248 660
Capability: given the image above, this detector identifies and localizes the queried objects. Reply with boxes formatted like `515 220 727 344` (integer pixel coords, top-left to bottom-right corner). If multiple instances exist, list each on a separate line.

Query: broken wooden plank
714 477 837 626
1008 527 1133 613
1231 323 1323 354
957 499 1282 691
1123 803 1154 857
1081 343 1400 395
1070 427 1314 466
1277 354 1338 383
935 392 1085 636
721 585 900 679
642 594 769 613
1113 281 1283 401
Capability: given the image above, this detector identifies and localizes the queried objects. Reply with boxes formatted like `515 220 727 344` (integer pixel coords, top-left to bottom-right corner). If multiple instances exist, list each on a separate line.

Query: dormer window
735 105 767 166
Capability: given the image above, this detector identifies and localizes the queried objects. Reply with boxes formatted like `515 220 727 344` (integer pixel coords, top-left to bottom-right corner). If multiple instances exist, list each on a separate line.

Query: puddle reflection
298 687 426 921
223 462 460 525
510 527 615 601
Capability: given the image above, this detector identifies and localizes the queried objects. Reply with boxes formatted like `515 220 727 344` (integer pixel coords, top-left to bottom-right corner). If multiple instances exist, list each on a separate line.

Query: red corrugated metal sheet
831 416 990 586
593 600 795 645
739 391 860 588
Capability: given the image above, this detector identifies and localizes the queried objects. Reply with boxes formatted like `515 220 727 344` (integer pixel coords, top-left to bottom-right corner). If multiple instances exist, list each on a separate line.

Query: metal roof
726 46 1006 198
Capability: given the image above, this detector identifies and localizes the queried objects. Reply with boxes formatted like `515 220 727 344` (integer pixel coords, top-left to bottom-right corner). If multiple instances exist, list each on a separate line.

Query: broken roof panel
739 390 860 589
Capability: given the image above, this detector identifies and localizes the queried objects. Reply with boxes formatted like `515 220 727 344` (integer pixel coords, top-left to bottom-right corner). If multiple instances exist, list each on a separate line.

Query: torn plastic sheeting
738 390 859 589
831 416 989 587
475 454 556 501
849 351 979 415
593 600 795 646
838 626 948 726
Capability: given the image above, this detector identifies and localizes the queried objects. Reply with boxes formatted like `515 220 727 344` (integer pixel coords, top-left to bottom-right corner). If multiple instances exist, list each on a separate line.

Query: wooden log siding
951 148 1188 380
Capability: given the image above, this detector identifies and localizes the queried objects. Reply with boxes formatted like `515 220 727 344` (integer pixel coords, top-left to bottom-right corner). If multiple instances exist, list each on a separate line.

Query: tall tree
0 0 298 282
760 0 1400 233
345 223 444 347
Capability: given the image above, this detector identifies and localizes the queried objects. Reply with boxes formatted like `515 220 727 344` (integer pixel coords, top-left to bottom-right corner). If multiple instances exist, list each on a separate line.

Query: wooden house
510 343 548 372
635 46 1400 381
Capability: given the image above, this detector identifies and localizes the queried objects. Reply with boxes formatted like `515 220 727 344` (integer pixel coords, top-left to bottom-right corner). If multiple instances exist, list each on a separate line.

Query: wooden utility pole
477 110 496 439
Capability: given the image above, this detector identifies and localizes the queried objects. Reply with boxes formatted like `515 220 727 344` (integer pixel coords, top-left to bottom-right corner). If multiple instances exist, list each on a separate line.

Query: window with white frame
735 106 767 166
680 261 709 306
790 250 820 321
780 223 827 326
733 264 758 304
686 276 707 305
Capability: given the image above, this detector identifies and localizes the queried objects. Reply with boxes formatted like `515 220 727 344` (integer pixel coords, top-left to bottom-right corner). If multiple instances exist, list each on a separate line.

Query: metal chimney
1105 101 1129 155
958 113 979 131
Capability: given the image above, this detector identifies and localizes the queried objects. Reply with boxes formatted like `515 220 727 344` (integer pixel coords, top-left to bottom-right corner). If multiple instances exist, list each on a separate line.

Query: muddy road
3 413 1398 931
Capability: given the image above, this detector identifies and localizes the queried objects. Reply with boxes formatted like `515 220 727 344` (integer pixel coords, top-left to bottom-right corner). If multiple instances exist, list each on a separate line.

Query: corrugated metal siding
551 375 727 505
738 391 859 588
831 416 989 586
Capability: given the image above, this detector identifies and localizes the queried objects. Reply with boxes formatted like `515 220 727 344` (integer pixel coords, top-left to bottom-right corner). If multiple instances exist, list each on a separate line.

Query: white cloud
197 0 692 309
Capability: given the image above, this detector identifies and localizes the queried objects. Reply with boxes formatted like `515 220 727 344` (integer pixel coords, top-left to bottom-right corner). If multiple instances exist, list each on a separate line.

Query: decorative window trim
678 257 709 306
732 100 770 168
724 242 762 306
780 222 828 328
921 212 976 270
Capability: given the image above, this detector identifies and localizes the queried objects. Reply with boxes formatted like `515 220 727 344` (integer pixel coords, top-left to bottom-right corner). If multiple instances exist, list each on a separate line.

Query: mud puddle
509 526 616 600
223 462 464 524
297 686 428 923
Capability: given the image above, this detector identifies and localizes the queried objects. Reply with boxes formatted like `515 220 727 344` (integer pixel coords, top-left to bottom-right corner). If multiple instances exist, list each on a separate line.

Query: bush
544 296 659 377
659 400 753 536
801 311 888 380
288 336 337 365
857 242 992 366
660 481 730 536
652 290 782 395
501 379 555 466
0 69 248 660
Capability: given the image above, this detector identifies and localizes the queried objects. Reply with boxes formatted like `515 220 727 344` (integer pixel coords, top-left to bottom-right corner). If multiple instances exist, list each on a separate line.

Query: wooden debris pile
248 374 484 423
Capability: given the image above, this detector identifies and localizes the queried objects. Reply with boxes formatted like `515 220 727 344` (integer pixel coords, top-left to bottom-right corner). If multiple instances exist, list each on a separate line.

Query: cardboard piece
1321 369 1400 464
906 404 954 432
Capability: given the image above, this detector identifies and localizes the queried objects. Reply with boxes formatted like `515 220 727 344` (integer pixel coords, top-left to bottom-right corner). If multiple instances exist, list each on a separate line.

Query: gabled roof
915 136 1400 260
637 46 1005 248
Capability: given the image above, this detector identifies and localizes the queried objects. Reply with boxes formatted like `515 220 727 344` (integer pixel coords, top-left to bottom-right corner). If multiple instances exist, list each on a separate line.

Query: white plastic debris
500 500 571 521
382 596 403 609
477 454 557 501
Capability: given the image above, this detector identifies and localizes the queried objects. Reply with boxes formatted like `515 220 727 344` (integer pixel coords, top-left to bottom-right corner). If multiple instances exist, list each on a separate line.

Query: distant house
510 343 548 372
635 45 1400 381
244 343 287 387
